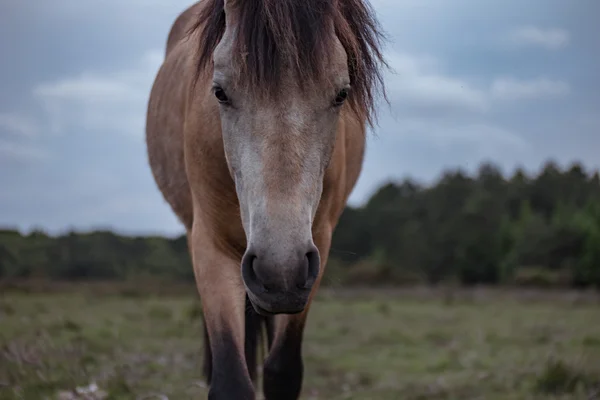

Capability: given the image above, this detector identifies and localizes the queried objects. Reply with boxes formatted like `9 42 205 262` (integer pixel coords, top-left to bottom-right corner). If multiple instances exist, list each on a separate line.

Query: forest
1 160 599 289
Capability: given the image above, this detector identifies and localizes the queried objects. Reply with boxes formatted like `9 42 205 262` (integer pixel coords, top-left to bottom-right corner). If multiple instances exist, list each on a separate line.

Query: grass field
1 283 599 399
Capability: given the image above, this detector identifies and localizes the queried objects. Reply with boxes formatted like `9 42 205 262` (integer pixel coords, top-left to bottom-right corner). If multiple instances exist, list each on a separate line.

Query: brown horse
145 0 386 398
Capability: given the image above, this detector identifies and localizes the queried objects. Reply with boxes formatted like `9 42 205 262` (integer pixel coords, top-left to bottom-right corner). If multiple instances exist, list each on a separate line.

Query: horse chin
250 302 278 317
247 294 306 316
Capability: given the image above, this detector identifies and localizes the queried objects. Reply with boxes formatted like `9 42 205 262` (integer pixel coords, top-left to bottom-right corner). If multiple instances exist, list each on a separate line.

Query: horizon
2 157 598 239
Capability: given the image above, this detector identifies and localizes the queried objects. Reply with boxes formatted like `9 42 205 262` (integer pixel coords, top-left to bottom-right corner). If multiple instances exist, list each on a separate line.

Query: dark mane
190 0 388 125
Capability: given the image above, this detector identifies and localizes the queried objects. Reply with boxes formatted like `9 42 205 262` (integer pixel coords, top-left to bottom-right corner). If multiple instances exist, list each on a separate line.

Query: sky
1 0 599 237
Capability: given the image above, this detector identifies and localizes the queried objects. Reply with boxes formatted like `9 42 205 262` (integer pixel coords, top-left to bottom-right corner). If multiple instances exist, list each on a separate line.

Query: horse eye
333 89 349 106
214 87 229 104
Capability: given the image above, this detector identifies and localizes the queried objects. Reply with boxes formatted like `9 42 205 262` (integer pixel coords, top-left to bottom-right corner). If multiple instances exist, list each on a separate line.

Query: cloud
383 50 570 121
491 77 570 100
373 51 534 175
33 50 164 137
0 113 39 137
385 52 489 116
383 117 529 154
506 26 570 50
421 123 529 152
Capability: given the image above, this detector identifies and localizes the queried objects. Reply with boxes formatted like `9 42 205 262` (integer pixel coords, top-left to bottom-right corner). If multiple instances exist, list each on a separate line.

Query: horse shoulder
146 42 197 230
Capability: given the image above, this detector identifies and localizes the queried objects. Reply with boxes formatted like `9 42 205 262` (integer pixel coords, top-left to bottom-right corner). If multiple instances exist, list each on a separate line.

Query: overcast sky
1 0 599 237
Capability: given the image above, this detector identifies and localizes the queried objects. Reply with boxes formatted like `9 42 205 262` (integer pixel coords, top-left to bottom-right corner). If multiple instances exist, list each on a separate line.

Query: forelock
191 0 388 125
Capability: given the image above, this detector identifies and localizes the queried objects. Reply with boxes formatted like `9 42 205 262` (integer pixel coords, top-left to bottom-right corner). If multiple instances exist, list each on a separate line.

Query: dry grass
1 283 599 399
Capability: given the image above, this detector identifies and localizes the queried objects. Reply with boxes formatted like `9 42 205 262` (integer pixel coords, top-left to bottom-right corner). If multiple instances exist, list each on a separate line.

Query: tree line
1 160 599 289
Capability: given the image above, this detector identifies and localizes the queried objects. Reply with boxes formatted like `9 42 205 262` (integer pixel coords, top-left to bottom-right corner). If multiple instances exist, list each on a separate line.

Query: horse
145 0 387 398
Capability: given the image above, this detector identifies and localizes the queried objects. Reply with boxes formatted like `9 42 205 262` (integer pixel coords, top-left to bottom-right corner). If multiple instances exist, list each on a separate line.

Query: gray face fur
210 7 351 314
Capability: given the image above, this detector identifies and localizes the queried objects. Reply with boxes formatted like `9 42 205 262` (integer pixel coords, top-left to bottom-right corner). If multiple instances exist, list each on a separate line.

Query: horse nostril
242 252 264 294
247 255 258 279
250 257 272 293
242 253 274 294
300 249 320 289
295 254 309 289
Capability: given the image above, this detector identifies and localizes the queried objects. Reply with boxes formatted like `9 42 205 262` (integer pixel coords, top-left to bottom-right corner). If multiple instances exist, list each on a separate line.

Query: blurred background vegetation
2 160 599 290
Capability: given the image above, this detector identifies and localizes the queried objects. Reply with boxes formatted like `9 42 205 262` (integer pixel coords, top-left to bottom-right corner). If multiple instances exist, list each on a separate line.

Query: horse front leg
190 224 255 400
262 313 309 400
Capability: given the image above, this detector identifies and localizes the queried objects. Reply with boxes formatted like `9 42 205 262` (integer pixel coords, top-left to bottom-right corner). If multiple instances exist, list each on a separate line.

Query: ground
1 283 599 399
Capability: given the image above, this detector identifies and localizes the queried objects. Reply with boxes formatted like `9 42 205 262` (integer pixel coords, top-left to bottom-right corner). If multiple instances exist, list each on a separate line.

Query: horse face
210 13 350 315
